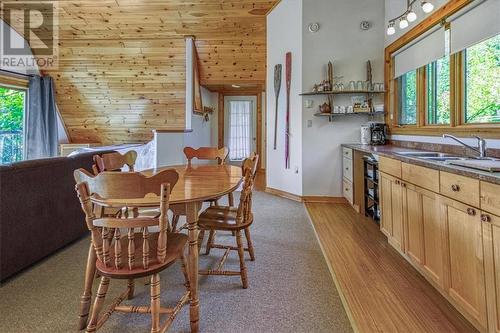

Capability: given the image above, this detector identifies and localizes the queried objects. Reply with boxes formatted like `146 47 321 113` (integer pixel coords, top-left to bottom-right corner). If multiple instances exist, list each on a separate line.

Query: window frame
0 75 29 162
385 1 500 138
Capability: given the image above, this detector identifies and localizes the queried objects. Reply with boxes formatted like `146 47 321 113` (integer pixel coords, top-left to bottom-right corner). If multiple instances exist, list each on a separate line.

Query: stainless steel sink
396 151 460 158
418 156 466 161
396 151 468 162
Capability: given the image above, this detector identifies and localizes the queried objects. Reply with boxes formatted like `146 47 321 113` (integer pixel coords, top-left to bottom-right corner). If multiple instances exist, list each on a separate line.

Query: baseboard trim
265 187 302 202
265 187 347 204
302 196 348 204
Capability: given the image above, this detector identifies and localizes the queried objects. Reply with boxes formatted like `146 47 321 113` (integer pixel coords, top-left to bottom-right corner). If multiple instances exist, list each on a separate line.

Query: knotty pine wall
24 1 278 145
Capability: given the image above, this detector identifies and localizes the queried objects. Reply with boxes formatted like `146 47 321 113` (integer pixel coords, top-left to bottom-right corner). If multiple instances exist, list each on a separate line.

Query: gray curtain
26 75 58 159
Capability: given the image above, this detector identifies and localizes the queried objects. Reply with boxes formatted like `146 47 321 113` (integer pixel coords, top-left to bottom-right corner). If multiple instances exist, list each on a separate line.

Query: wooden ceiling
4 0 277 144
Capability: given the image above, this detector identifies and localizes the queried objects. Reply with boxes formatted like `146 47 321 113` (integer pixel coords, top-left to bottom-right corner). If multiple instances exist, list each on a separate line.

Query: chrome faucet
442 134 487 158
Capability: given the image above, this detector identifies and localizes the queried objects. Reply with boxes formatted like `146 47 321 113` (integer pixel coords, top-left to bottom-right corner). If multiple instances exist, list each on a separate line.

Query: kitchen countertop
342 143 500 185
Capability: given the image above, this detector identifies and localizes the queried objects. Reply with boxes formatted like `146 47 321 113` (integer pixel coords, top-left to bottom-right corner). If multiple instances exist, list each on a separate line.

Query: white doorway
224 96 257 164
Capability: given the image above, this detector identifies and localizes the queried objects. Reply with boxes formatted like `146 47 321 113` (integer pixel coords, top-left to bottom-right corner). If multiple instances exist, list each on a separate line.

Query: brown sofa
0 151 114 281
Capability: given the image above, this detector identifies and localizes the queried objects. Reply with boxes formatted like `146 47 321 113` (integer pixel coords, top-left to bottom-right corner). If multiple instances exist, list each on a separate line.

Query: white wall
267 0 303 196
186 86 218 148
301 0 385 196
385 0 446 46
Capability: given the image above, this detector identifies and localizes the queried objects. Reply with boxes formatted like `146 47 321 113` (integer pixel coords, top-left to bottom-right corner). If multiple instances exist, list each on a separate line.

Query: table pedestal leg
78 242 97 330
186 201 200 333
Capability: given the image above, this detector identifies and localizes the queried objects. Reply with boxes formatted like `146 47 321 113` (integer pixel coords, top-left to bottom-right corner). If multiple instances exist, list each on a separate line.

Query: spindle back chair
197 157 257 288
170 146 229 232
74 169 190 332
183 146 228 165
93 150 137 174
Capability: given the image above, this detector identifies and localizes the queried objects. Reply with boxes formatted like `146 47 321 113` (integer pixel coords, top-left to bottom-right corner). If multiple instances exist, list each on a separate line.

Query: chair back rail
93 151 137 174
236 157 257 226
74 168 178 199
74 169 177 272
183 146 229 165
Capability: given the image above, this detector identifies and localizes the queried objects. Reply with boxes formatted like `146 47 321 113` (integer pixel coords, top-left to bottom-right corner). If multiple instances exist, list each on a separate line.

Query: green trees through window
427 56 451 125
398 69 417 125
465 34 500 123
0 86 25 164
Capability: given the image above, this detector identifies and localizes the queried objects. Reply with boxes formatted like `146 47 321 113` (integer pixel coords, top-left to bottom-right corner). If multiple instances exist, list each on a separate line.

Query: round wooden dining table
81 164 243 333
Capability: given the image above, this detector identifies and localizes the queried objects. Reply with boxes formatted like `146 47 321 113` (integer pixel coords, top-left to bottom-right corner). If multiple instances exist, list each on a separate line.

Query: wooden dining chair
204 152 259 253
74 169 190 333
170 146 229 232
183 146 228 166
197 157 257 289
92 150 137 174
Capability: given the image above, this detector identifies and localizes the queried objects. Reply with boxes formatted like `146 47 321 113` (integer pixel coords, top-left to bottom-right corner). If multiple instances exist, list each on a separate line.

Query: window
398 69 417 125
0 86 26 164
464 34 500 123
426 55 451 124
228 101 253 161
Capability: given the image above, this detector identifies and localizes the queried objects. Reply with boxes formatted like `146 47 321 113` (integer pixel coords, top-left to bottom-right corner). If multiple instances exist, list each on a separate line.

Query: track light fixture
387 0 435 35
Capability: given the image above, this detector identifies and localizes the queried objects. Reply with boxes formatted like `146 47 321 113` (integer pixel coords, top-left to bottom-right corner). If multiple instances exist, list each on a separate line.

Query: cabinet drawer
481 181 500 216
343 178 353 204
342 147 353 160
379 156 401 178
343 157 353 181
440 171 480 207
402 163 439 192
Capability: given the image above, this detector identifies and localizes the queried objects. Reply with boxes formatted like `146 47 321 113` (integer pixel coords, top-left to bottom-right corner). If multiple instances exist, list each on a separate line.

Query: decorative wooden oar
285 52 292 169
273 64 282 150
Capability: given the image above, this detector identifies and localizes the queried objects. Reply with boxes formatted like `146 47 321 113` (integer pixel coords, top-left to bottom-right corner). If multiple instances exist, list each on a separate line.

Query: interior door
224 96 257 164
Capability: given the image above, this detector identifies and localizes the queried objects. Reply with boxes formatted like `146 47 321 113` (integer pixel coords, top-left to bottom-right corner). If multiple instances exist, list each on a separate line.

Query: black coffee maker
370 122 387 145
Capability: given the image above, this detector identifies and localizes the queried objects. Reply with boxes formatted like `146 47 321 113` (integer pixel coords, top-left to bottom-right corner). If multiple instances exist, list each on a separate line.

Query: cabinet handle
481 214 491 223
401 183 406 188
451 184 460 192
467 208 476 216
395 180 400 185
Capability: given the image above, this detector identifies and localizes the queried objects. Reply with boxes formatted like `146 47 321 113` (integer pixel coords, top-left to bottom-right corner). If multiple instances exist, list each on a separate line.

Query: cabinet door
441 197 487 329
380 172 393 238
483 212 500 333
379 172 404 251
404 184 445 288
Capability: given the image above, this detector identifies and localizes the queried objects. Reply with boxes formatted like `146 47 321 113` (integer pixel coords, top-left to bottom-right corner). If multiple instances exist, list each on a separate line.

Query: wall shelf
300 90 385 96
314 111 384 117
313 111 385 122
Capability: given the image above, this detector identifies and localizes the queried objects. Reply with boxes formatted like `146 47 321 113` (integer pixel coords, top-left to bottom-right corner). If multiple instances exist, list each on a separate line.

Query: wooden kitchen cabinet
380 172 404 252
483 212 500 333
440 196 488 330
403 183 446 288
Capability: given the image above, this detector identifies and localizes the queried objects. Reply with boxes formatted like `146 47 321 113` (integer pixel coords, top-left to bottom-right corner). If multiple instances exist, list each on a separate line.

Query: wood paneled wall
3 1 277 144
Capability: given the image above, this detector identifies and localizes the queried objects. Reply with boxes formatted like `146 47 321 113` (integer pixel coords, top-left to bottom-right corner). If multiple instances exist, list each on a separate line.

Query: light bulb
407 11 417 22
387 24 396 35
399 18 409 29
421 1 434 13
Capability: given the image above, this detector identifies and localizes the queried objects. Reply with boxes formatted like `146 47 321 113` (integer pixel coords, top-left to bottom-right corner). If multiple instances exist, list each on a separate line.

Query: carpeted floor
0 191 352 333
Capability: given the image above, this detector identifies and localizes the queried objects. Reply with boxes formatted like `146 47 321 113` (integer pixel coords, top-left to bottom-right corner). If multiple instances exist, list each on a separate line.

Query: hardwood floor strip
305 202 477 333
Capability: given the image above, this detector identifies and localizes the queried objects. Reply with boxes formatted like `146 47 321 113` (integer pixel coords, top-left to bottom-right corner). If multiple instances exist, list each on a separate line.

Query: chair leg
171 214 180 232
86 276 110 333
180 254 191 291
78 243 97 330
244 228 255 261
228 192 234 207
205 230 216 255
197 229 205 254
150 273 161 333
235 230 248 289
127 279 135 300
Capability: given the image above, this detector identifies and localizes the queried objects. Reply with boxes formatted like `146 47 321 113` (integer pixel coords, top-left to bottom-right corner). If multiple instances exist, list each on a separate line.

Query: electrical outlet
305 99 313 108
307 119 313 128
